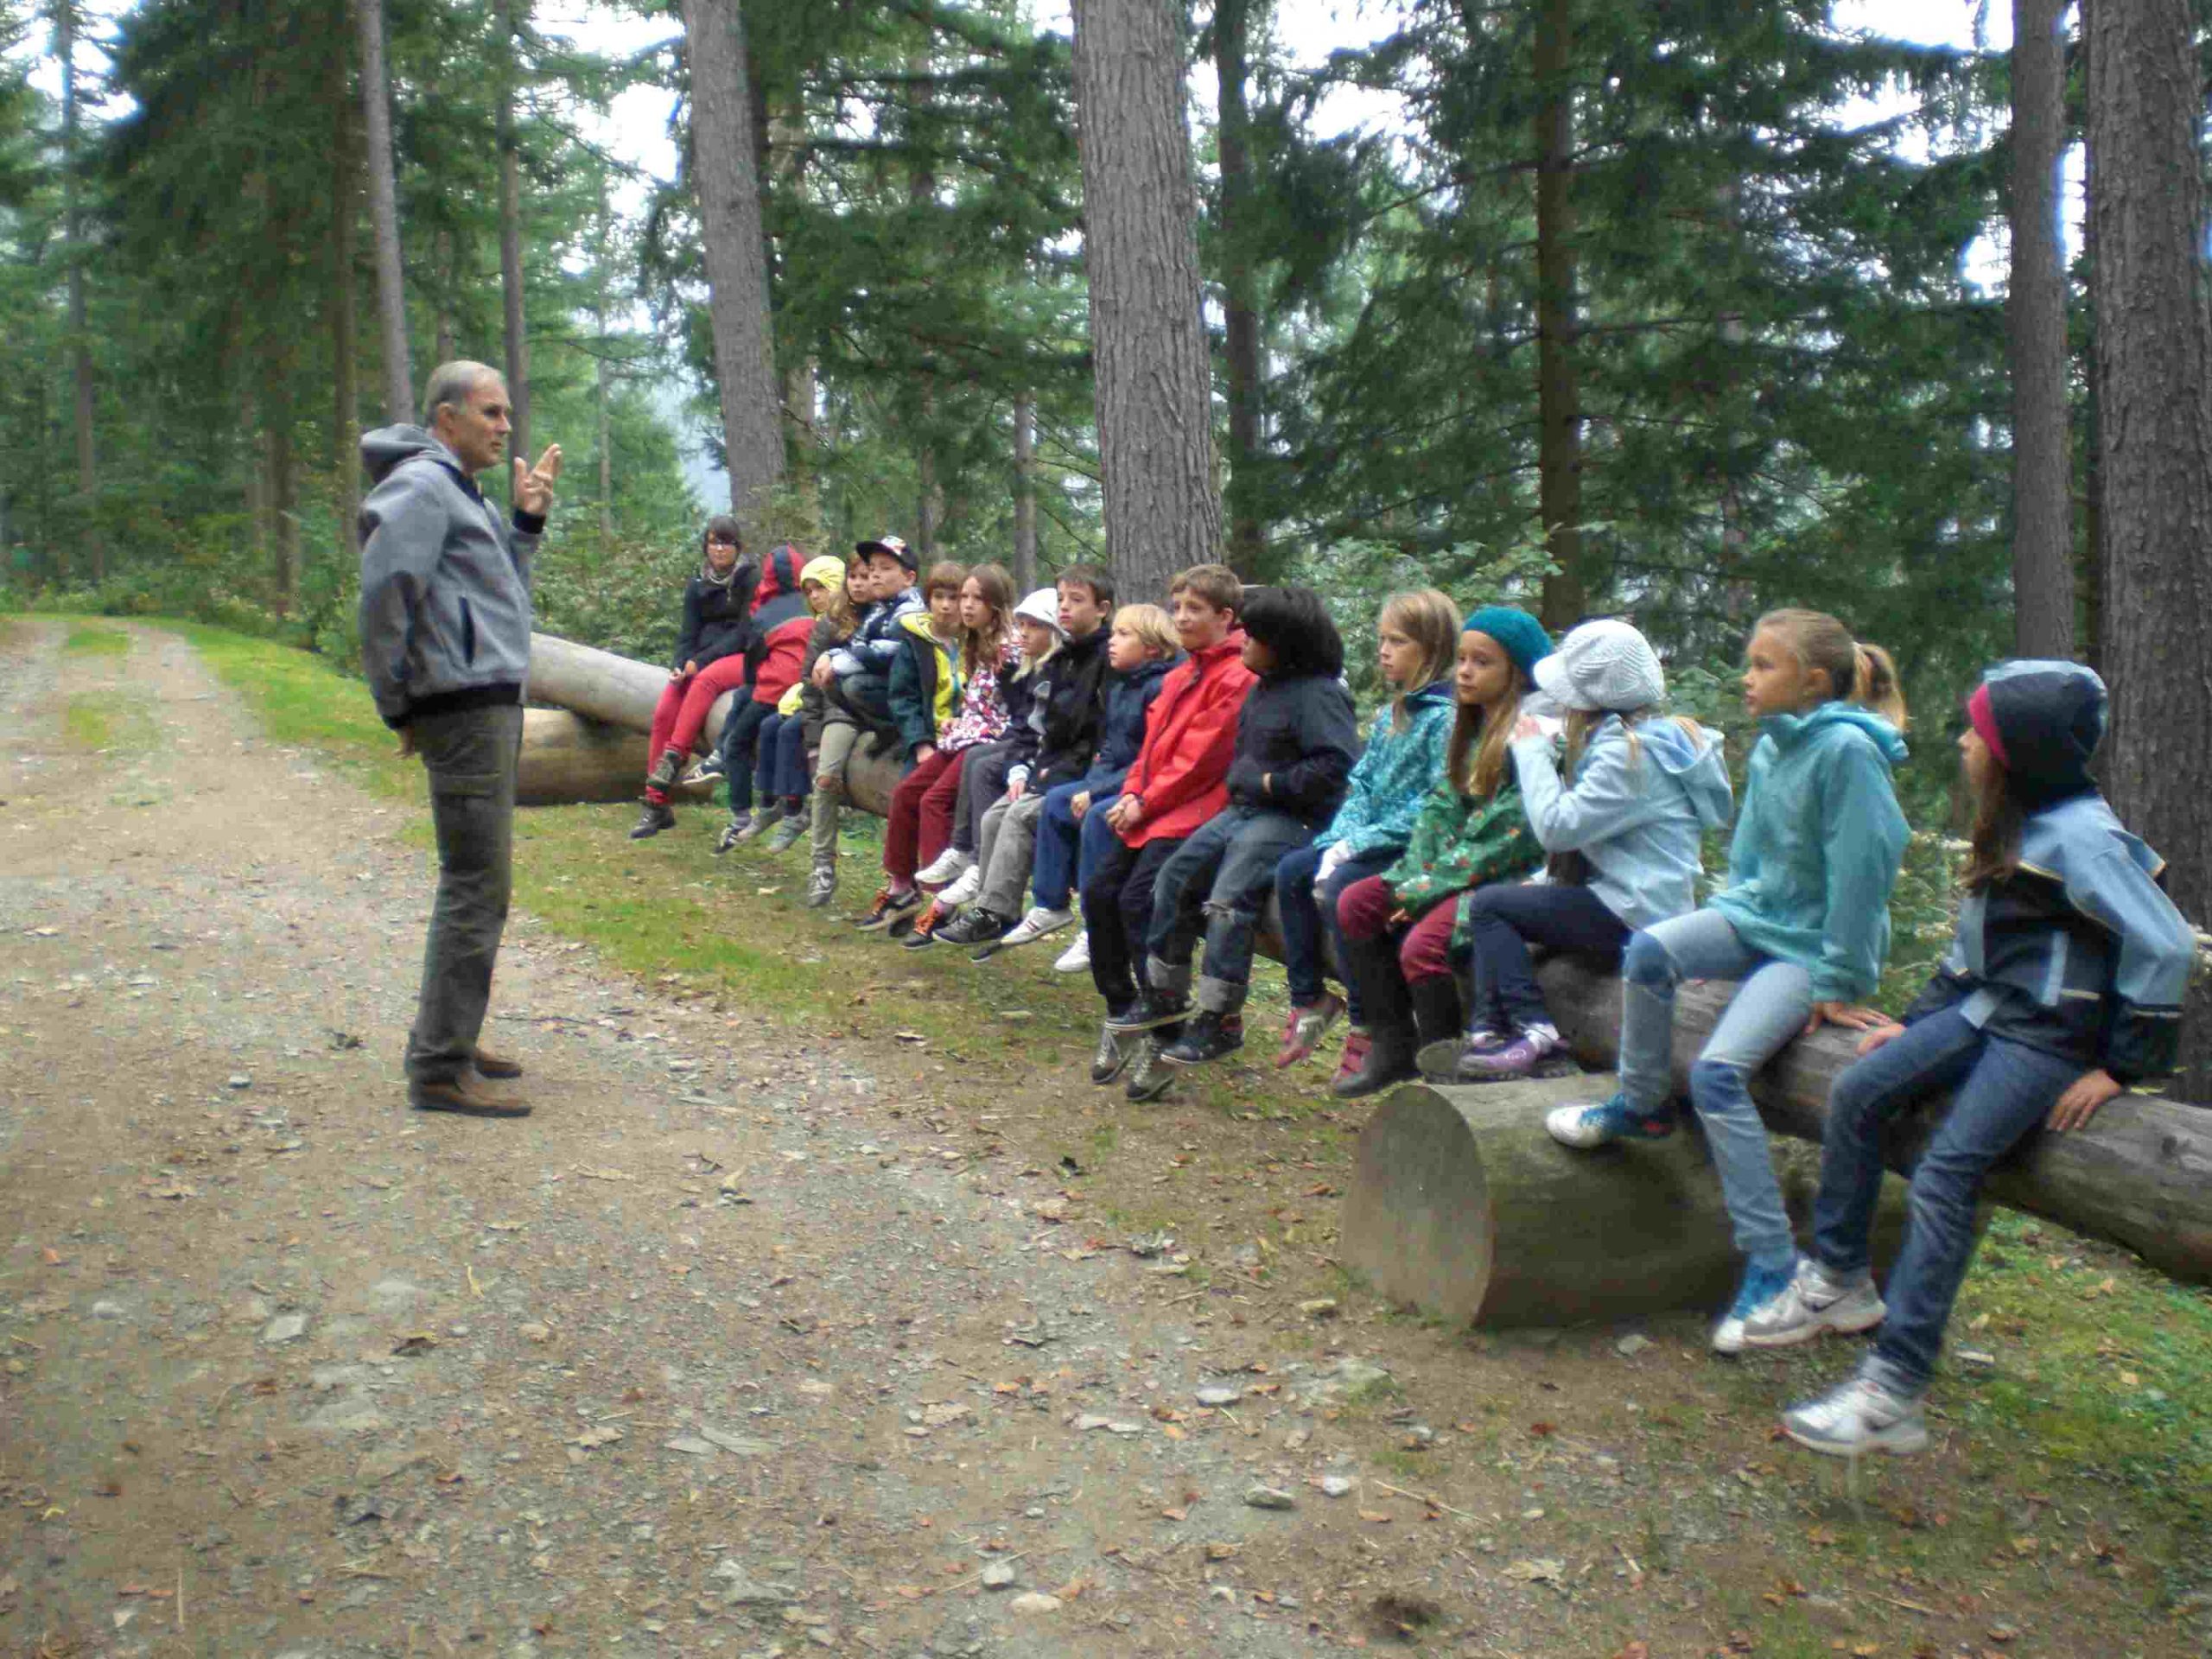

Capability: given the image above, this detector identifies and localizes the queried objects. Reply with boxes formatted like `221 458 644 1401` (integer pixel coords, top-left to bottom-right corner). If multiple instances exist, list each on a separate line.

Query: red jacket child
746 544 817 707
1117 632 1257 846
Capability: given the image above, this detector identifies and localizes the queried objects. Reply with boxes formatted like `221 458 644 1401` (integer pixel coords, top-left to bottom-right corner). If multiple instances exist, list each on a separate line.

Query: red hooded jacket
747 545 817 706
1117 631 1257 846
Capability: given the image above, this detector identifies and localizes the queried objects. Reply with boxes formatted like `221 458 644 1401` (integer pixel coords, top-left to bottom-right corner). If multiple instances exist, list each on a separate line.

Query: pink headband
1965 683 2009 768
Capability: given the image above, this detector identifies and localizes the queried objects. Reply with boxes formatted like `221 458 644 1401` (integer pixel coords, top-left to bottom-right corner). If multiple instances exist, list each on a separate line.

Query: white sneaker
938 864 984 907
1712 1256 1800 1356
916 847 973 887
1782 1373 1929 1459
1053 931 1091 973
1000 906 1075 949
1742 1259 1887 1350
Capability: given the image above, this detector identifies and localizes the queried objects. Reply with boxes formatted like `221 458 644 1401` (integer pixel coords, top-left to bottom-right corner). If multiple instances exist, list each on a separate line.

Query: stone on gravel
368 1277 422 1310
1299 1357 1392 1405
1319 1475 1354 1498
711 1560 793 1605
260 1312 308 1345
1615 1332 1651 1357
664 1435 719 1457
1243 1485 1297 1510
980 1561 1017 1590
226 1074 251 1089
90 1300 127 1321
1195 1385 1241 1407
1007 1592 1061 1615
697 1425 772 1456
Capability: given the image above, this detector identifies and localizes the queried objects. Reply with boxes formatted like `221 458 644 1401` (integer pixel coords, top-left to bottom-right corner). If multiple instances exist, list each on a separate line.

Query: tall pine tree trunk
2086 0 2212 1093
2009 0 2075 658
56 0 99 582
680 0 786 537
356 0 412 421
1070 0 1222 601
330 17 363 550
1532 0 1582 629
497 0 530 467
1013 389 1038 591
1214 0 1266 577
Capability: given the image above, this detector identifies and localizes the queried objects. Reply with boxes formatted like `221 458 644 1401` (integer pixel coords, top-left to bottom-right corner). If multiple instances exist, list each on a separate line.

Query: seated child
711 544 817 847
1027 603 1179 974
1751 662 2193 1459
1274 588 1459 1068
806 537 918 906
939 567 1117 953
1453 617 1732 1078
632 516 757 839
1547 608 1911 1356
734 554 854 855
1111 587 1357 1078
1082 564 1256 1103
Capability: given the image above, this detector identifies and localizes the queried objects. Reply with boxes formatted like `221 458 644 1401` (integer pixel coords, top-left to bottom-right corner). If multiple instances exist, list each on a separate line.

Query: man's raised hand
514 443 563 517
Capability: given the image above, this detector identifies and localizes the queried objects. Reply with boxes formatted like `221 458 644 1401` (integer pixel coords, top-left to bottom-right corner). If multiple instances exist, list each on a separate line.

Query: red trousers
647 657 753 767
884 747 967 883
1336 874 1459 985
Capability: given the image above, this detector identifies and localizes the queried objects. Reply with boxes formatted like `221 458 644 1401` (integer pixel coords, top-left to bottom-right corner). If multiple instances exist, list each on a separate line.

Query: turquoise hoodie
1312 681 1454 860
1707 702 1910 1001
1507 713 1734 931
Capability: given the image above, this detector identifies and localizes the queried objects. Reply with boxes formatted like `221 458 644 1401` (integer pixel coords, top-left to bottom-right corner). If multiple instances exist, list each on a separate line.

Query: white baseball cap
1531 619 1665 712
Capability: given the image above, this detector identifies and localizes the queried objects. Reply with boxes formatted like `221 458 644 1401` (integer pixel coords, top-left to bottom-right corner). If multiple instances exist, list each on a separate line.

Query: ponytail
1853 643 1908 732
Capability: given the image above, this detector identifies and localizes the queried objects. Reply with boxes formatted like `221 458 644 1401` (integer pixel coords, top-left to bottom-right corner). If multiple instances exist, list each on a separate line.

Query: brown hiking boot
409 1072 532 1117
473 1046 523 1079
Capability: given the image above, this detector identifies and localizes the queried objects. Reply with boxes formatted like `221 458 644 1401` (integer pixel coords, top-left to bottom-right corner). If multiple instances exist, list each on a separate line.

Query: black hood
1976 659 2107 810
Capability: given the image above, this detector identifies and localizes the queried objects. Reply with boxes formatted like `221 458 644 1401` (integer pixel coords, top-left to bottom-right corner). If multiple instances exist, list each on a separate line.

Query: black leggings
1461 882 1630 1030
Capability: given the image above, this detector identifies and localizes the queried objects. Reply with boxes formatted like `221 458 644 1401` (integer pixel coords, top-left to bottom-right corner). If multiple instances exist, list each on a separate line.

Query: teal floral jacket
1382 769 1543 914
1313 682 1454 861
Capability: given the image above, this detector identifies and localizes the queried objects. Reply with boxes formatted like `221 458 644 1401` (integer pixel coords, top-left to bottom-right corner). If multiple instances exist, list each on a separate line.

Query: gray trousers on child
404 703 523 1085
976 791 1046 917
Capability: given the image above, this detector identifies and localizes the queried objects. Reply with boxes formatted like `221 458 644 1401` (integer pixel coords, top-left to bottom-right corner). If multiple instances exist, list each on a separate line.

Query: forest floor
2 615 2208 1659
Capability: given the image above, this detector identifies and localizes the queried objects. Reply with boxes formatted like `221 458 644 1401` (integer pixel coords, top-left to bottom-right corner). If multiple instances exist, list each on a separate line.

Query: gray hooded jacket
357 426 543 728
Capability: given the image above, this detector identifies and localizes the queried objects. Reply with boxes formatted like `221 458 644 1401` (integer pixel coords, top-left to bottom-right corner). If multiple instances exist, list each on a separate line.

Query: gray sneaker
1742 1259 1887 1350
1782 1373 1929 1459
1090 1022 1134 1085
734 802 784 842
805 866 837 909
1124 1038 1174 1103
766 814 807 853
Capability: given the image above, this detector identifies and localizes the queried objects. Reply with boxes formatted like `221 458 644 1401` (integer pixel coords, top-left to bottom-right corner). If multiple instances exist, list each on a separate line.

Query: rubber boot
1408 974 1464 1051
1330 1018 1417 1098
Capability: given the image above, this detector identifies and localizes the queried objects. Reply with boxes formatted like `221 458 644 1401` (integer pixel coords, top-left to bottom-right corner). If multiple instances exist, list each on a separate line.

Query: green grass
61 620 130 656
62 694 115 748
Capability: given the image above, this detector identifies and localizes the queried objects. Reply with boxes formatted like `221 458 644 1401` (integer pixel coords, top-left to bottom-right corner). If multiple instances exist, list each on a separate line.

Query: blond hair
1113 602 1179 659
1754 607 1909 730
806 572 857 635
1378 588 1460 732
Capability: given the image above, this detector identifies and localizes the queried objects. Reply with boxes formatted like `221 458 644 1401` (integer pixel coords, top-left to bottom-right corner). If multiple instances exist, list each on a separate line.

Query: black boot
1408 975 1464 1049
1330 1018 1418 1098
630 799 677 839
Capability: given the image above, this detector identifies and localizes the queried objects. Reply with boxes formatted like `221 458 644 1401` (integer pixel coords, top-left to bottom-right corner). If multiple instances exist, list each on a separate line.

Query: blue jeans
1812 1007 2078 1390
754 710 810 806
1618 907 1814 1270
1463 881 1631 1031
1032 781 1093 910
1146 808 1317 1013
715 698 774 811
1274 841 1399 1021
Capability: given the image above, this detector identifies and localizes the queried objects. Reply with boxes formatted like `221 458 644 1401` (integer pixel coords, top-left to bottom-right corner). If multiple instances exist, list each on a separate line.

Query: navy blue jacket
1224 671 1360 828
1082 657 1176 798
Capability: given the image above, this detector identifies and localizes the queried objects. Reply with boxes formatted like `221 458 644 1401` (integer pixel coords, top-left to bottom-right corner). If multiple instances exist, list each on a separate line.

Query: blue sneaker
1713 1256 1800 1355
1543 1093 1674 1149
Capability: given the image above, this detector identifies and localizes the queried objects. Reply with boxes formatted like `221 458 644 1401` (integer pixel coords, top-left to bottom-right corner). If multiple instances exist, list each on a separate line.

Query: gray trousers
405 702 523 1084
976 791 1046 916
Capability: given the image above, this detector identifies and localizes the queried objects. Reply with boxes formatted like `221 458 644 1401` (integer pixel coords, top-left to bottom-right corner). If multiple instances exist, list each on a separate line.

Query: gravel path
0 622 1388 1656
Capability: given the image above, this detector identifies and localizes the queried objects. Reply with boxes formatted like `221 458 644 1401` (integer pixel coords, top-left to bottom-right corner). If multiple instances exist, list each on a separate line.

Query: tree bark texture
57 0 100 582
329 19 363 553
1013 390 1039 592
497 0 531 468
516 709 715 805
2086 0 2212 1096
1532 0 1583 630
2008 0 2076 658
1213 0 1266 578
355 0 413 423
681 0 788 540
1070 0 1223 601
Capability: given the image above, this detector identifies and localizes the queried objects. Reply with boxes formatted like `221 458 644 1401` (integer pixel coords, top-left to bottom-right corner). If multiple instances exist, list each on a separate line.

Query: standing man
359 361 563 1117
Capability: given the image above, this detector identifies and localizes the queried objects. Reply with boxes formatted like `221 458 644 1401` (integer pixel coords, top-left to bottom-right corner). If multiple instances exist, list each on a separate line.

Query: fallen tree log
1531 956 2212 1287
516 709 715 806
1340 1075 1917 1326
527 632 2212 1285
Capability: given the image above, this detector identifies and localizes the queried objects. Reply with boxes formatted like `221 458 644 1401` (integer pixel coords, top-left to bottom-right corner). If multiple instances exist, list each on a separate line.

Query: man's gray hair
421 360 504 428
